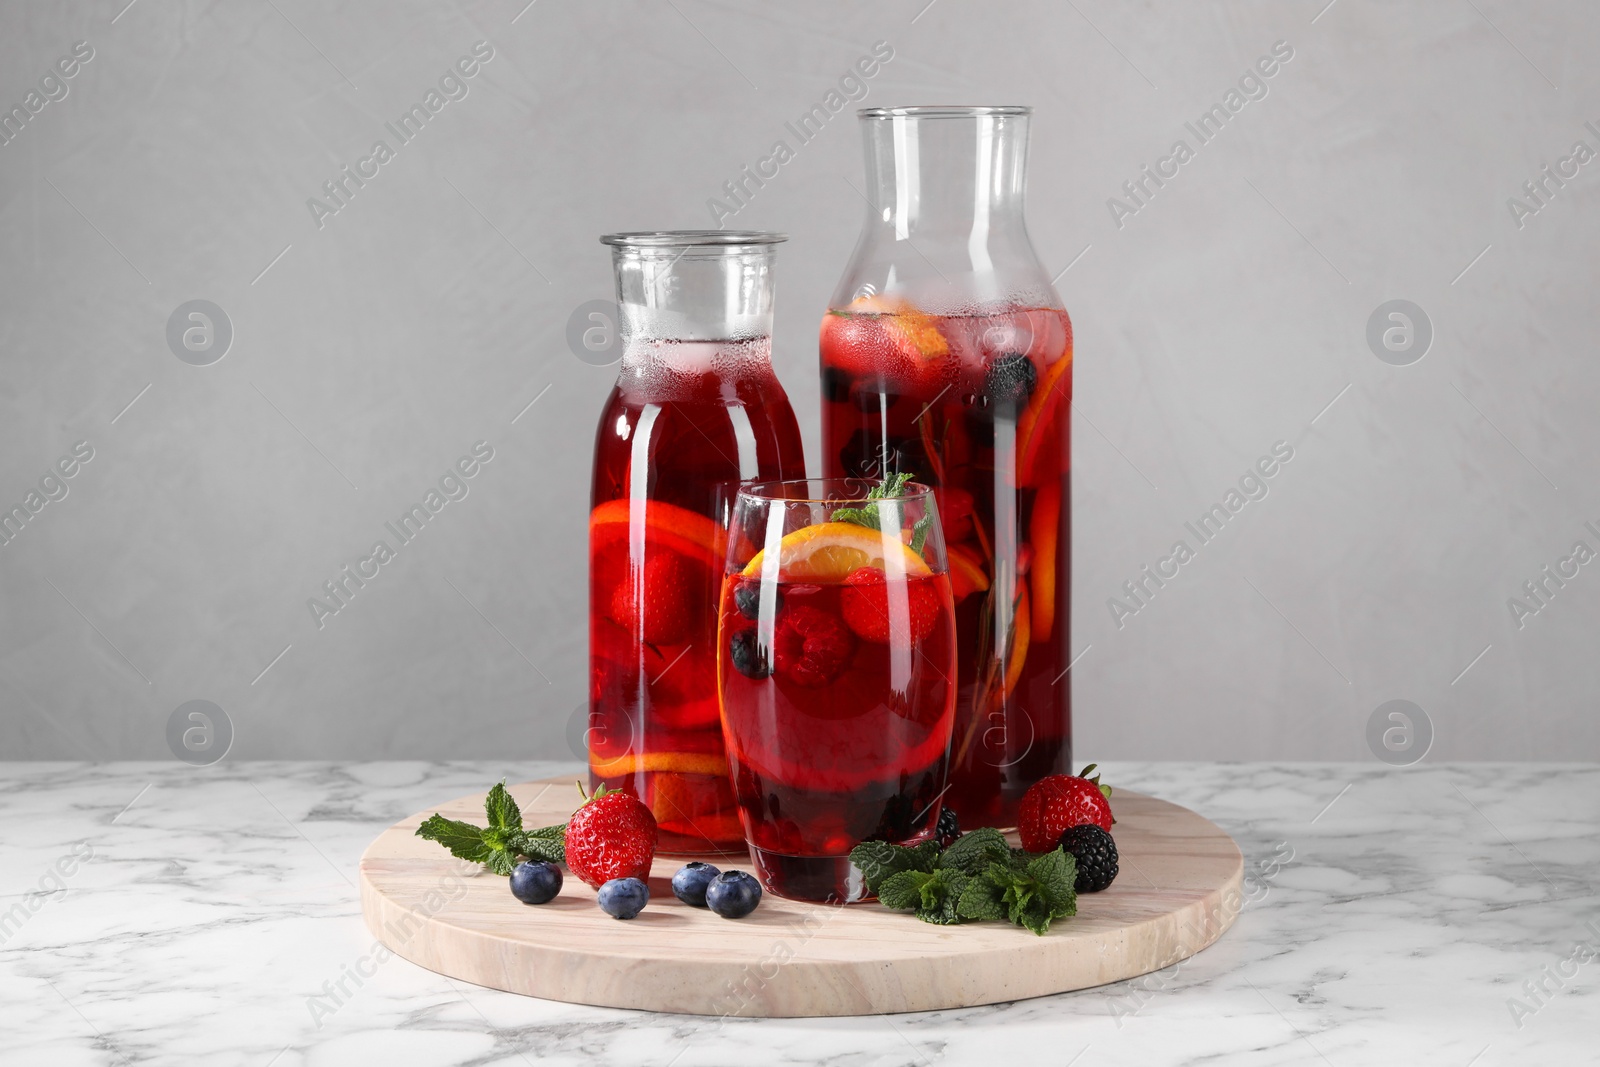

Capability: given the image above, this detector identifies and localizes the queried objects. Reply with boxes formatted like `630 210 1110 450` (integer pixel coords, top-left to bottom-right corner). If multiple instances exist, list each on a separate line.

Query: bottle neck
836 110 1056 310
860 111 1031 244
612 246 778 347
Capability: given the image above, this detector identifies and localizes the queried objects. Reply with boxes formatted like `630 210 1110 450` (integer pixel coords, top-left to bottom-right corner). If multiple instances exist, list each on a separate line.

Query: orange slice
590 497 721 567
589 750 730 779
947 543 991 601
1029 483 1061 640
740 521 932 582
1004 583 1031 694
1016 349 1072 487
840 295 950 360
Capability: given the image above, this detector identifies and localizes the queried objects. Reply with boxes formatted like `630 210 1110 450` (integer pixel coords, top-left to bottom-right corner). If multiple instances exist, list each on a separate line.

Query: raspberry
608 552 699 645
772 605 855 688
840 568 940 644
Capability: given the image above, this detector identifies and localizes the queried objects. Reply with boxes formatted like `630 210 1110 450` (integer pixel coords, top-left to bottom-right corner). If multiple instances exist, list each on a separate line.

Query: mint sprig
834 472 937 556
416 780 566 876
833 472 913 530
957 848 1077 935
848 829 1079 935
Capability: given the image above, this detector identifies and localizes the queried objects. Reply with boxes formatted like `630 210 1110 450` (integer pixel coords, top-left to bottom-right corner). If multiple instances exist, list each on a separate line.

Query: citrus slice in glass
739 521 932 582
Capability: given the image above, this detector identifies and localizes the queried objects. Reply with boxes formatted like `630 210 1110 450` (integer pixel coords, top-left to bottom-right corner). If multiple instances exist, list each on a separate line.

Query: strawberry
564 783 659 889
1017 765 1114 852
840 568 940 645
772 605 855 688
608 551 699 645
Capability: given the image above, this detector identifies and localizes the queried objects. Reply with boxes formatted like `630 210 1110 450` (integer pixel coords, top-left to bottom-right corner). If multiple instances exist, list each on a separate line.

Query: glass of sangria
821 106 1073 828
589 231 807 854
716 477 957 902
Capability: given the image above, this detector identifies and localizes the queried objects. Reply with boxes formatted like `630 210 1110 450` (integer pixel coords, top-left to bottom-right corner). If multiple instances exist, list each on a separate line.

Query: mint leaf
956 873 1008 922
1016 899 1053 936
832 503 882 530
916 869 969 925
909 512 934 555
997 849 1078 936
937 827 1011 875
880 868 969 924
513 824 566 865
1027 848 1078 918
484 780 522 833
483 848 519 876
849 839 939 895
833 473 916 533
416 814 494 865
878 870 926 910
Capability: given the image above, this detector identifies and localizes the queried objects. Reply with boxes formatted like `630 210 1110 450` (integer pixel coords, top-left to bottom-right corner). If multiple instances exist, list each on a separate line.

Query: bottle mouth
600 230 788 248
857 105 1031 120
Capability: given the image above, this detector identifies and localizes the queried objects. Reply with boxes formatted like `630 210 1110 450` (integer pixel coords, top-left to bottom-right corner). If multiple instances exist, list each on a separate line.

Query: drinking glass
716 478 957 902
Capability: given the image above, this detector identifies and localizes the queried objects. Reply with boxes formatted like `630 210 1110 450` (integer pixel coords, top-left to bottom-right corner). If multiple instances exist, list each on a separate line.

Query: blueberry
984 352 1037 410
509 860 563 905
597 877 649 919
671 861 722 907
734 582 781 621
821 366 853 404
729 628 771 680
705 870 763 919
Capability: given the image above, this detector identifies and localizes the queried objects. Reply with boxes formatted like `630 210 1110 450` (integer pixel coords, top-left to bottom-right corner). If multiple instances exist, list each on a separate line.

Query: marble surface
2 761 1595 1066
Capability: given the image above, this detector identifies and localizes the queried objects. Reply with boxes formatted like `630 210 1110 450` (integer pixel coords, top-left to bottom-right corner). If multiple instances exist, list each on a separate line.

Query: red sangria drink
822 302 1070 828
717 478 956 902
590 233 805 854
821 107 1073 829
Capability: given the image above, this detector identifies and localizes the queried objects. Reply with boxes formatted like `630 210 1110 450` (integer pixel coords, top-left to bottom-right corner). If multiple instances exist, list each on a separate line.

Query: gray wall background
2 0 1596 762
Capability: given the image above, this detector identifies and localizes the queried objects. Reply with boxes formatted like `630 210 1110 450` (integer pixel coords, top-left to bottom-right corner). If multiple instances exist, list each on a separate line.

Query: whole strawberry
565 784 658 889
608 552 698 645
1018 764 1114 853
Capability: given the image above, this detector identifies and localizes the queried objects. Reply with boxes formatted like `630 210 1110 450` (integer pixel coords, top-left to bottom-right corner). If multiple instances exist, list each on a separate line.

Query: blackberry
984 352 1038 411
728 628 770 680
1057 824 1119 893
935 808 961 849
821 366 853 404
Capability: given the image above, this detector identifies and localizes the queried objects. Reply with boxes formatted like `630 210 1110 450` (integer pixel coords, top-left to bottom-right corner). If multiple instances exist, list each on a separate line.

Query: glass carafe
590 231 806 853
819 107 1073 828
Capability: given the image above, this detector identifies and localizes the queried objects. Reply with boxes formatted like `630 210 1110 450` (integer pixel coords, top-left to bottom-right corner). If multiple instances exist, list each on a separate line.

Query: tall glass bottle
590 231 806 853
819 107 1073 827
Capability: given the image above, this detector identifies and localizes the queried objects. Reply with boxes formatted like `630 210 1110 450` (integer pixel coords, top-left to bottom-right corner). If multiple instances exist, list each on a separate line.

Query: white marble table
2 761 1595 1066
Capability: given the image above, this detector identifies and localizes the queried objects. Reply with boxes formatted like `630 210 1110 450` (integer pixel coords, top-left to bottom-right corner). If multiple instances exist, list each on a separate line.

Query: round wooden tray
359 777 1244 1017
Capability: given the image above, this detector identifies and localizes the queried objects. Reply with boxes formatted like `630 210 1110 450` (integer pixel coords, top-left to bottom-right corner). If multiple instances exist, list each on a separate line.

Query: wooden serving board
359 777 1244 1017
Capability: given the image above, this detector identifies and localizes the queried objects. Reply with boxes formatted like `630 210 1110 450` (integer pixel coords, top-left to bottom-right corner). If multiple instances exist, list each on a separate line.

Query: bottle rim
857 105 1031 119
600 230 788 247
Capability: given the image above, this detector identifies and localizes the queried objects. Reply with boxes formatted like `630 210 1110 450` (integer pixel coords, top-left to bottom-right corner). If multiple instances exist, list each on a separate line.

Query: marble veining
1 761 1595 1065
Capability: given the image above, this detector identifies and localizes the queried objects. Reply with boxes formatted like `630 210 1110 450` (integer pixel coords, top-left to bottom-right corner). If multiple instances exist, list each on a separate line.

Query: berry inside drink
820 300 1072 828
717 517 956 902
590 337 804 854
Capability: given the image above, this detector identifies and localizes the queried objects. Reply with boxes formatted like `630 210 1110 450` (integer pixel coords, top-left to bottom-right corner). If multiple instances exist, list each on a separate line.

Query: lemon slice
740 521 932 581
